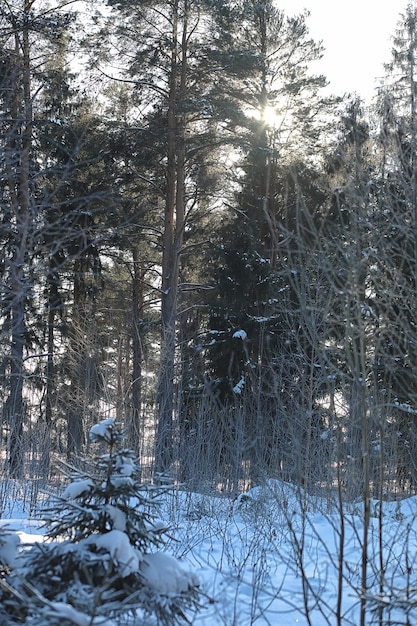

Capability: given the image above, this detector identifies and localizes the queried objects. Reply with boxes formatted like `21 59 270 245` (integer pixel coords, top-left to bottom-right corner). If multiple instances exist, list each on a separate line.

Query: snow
45 602 116 626
16 529 44 544
62 479 93 500
89 418 115 442
140 552 200 595
232 329 247 340
233 375 245 394
4 480 417 624
109 475 134 488
115 456 135 476
105 504 127 531
84 530 140 577
0 519 44 544
0 528 20 567
252 315 273 322
144 518 169 534
393 399 417 414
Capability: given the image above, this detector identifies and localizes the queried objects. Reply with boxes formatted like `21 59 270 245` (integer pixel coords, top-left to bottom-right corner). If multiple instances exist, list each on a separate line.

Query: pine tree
0 0 78 477
0 0 37 478
83 0 259 472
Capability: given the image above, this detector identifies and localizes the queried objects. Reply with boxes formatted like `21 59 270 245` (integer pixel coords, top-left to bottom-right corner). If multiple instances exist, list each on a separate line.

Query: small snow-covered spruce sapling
1 418 200 625
0 525 24 624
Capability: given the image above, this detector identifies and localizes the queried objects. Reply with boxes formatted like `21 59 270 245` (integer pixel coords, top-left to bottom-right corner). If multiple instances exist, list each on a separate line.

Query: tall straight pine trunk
155 0 187 473
7 11 32 478
128 246 144 448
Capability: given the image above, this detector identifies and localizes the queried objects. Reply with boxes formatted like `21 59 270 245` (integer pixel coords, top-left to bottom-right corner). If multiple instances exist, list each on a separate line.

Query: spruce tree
0 418 200 625
372 3 417 488
199 2 333 485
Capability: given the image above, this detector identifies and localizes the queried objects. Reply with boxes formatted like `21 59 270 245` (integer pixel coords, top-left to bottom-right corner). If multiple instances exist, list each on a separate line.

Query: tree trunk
8 10 32 478
66 259 88 458
128 246 144 449
154 0 187 473
41 264 59 475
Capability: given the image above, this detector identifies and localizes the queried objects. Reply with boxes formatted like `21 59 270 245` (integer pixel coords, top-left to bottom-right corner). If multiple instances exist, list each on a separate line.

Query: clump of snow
252 316 273 323
109 475 134 488
89 418 115 443
84 530 139 577
393 399 417 414
46 602 116 626
62 479 93 500
233 375 245 394
105 504 126 532
140 552 200 595
0 528 20 567
232 329 247 340
115 456 135 476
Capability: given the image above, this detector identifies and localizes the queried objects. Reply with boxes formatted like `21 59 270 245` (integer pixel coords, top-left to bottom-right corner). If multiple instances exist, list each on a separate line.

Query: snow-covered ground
2 479 417 625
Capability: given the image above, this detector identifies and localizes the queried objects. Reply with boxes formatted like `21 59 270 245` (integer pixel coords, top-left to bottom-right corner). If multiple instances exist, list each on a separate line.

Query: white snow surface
3 480 417 624
232 329 247 340
140 552 200 595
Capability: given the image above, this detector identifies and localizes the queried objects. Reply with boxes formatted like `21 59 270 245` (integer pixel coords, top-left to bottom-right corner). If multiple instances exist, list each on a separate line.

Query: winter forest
3 0 417 624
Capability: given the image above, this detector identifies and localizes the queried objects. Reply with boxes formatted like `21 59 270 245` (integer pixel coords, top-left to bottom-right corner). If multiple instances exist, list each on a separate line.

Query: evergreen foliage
2 0 417 500
0 419 200 625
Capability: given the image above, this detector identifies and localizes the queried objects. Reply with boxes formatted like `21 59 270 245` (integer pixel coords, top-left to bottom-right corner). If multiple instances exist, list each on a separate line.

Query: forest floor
1 479 417 625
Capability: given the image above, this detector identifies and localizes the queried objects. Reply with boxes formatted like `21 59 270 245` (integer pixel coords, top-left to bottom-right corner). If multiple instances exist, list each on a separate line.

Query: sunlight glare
261 105 281 128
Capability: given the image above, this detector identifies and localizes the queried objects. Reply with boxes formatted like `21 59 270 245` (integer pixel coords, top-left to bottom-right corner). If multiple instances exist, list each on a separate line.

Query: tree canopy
1 0 417 499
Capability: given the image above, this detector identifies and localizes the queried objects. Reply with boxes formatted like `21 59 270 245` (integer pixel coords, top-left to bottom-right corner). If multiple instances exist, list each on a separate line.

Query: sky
278 0 411 102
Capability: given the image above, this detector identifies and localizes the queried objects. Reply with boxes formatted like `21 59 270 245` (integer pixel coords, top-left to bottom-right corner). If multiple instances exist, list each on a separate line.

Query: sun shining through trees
249 104 287 131
3 0 417 623
259 104 283 128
